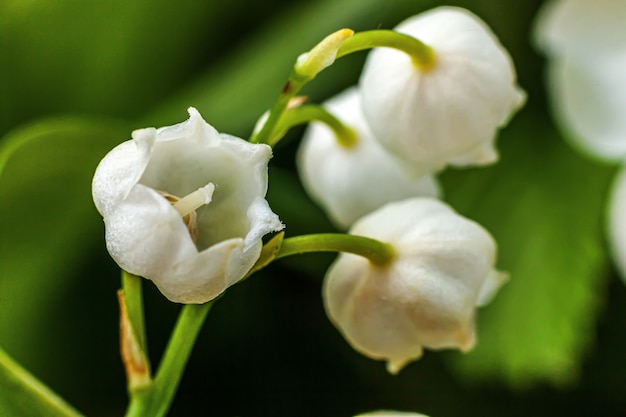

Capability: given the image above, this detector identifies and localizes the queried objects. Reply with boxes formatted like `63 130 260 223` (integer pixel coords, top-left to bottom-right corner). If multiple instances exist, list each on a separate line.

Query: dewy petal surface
92 107 283 303
297 87 439 229
359 6 524 171
323 198 504 373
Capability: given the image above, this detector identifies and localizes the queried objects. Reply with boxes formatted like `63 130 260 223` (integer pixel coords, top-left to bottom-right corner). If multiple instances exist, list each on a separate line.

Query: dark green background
1 0 624 416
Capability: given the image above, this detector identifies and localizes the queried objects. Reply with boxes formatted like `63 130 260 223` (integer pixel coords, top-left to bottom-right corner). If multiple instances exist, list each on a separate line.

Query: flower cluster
299 6 525 228
535 0 626 281
298 6 521 371
93 6 523 380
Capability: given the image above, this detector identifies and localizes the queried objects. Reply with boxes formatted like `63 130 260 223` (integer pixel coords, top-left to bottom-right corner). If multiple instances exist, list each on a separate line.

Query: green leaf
443 112 615 387
142 0 432 135
0 117 129 375
0 346 82 417
0 1 223 133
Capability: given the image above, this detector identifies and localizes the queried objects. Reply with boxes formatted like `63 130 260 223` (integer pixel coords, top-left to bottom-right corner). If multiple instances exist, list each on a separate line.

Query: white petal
324 197 503 373
92 128 155 217
360 6 524 169
546 53 626 161
534 0 626 58
298 87 440 229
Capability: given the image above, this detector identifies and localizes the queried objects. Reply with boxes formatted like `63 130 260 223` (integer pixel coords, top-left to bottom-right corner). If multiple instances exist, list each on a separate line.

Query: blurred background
1 0 625 416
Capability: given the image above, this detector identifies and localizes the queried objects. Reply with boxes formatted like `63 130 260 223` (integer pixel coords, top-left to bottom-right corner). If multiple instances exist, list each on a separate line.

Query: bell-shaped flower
359 6 525 172
323 198 506 374
297 87 440 229
534 0 626 161
609 166 626 283
92 107 283 304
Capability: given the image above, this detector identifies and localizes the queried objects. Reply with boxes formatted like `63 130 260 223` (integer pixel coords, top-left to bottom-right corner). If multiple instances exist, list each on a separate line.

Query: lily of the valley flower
297 87 439 229
359 6 525 173
92 107 283 304
323 198 506 374
534 0 626 161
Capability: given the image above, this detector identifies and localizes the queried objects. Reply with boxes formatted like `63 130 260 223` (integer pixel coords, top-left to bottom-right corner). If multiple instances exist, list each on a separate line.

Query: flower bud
359 6 525 172
323 198 506 373
297 87 439 229
92 108 283 303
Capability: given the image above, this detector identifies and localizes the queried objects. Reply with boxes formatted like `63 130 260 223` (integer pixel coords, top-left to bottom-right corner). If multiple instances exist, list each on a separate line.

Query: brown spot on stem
118 290 151 391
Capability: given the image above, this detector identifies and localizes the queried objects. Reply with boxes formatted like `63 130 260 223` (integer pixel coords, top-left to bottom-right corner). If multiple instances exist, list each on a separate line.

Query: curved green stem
249 69 308 145
125 302 214 417
270 104 357 147
250 29 353 145
337 30 435 70
276 234 395 266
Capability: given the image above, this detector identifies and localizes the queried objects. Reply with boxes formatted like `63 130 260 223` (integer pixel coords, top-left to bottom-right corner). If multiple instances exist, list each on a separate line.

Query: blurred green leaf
0 117 128 374
0 346 82 417
143 0 432 135
443 112 615 387
0 0 225 133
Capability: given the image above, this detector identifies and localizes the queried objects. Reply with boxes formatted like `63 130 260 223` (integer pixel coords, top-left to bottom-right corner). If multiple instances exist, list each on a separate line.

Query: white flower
535 0 626 161
534 0 626 59
609 166 626 282
354 412 429 417
297 87 440 229
359 6 525 172
323 198 506 374
92 107 283 304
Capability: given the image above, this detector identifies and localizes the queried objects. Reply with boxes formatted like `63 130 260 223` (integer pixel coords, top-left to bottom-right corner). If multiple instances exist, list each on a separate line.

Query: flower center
158 183 215 242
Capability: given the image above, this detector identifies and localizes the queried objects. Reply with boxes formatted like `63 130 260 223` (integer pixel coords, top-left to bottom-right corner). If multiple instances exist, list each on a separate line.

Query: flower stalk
275 233 395 266
337 30 436 70
125 302 214 417
272 104 357 148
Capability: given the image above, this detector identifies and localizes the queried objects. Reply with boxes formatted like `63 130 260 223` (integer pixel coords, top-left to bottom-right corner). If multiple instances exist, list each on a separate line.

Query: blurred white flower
609 167 626 282
354 411 429 417
535 0 626 161
297 87 439 229
534 0 626 58
359 6 525 173
323 198 506 374
92 107 283 304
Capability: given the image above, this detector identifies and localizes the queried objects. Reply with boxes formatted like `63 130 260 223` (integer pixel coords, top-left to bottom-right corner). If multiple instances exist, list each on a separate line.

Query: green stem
121 271 147 353
249 70 308 145
276 234 395 266
270 104 357 147
337 30 435 69
250 29 353 145
125 302 214 417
